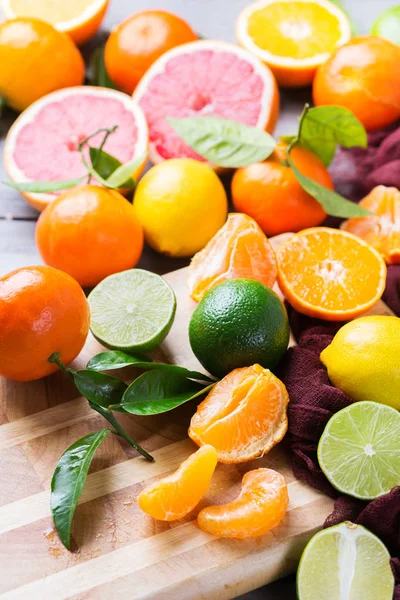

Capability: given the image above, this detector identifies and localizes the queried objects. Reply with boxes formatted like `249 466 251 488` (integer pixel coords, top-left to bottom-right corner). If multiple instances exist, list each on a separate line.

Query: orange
341 186 400 265
0 18 85 113
187 213 277 302
138 445 218 521
104 10 197 94
231 143 331 236
276 227 387 321
313 36 400 131
198 468 288 538
2 0 108 45
0 266 90 382
237 0 351 87
36 185 144 288
189 364 289 464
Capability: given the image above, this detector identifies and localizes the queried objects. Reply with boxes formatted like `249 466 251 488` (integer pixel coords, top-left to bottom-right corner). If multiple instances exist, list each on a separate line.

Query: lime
318 402 400 500
372 6 400 44
297 521 394 600
189 279 290 378
88 269 176 352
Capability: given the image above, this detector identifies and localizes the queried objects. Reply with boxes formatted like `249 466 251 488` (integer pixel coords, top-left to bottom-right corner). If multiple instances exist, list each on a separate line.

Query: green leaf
4 177 84 193
298 105 367 166
280 134 297 144
89 148 136 189
105 156 143 189
167 116 276 168
121 370 212 415
89 45 117 89
73 370 128 408
288 156 372 218
329 0 359 35
51 429 110 549
0 96 5 119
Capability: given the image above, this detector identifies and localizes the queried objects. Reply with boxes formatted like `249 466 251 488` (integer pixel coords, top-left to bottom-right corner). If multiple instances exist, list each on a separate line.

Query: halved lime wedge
318 401 400 500
297 522 394 600
372 6 400 44
88 269 176 353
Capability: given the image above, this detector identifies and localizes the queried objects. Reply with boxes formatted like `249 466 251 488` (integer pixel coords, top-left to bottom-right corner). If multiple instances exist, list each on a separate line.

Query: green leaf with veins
4 177 84 193
89 147 136 189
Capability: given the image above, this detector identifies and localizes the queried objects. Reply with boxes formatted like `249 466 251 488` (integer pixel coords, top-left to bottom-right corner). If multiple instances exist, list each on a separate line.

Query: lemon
320 315 400 410
133 158 228 257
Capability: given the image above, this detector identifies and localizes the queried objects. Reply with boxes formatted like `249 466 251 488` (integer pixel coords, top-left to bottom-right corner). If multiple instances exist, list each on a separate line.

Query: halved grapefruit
4 86 149 212
132 40 279 165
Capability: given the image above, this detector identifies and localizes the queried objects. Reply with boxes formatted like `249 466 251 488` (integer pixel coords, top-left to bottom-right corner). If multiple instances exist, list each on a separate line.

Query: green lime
318 401 400 500
88 269 176 353
189 279 290 378
297 521 394 600
372 6 400 44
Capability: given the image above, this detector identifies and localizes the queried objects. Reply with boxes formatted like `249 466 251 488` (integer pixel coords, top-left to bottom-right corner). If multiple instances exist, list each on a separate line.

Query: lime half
372 6 400 44
297 522 394 600
318 401 400 500
88 269 176 352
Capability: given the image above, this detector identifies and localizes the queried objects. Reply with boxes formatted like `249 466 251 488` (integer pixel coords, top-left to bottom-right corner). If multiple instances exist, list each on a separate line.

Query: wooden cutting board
0 234 394 600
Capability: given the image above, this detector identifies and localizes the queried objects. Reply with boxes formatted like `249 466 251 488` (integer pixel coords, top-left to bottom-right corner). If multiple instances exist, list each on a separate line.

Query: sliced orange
2 0 108 45
236 0 351 87
187 213 277 302
341 186 400 265
276 227 387 321
189 364 289 464
138 445 217 521
198 468 288 538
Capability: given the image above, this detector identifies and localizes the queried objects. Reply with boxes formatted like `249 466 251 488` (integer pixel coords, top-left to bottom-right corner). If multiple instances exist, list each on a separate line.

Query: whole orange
104 10 197 94
0 266 90 381
0 18 85 113
36 186 144 287
231 144 332 236
313 36 400 131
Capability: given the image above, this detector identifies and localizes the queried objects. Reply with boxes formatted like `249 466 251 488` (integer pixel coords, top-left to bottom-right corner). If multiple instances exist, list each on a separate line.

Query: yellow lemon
133 158 228 257
320 315 400 410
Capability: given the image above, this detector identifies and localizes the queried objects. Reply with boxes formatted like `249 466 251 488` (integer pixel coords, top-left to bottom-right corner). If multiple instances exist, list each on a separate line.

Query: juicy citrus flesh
138 445 218 521
189 365 289 463
277 227 387 321
342 185 400 265
187 213 277 302
297 522 395 600
318 402 400 500
197 468 288 538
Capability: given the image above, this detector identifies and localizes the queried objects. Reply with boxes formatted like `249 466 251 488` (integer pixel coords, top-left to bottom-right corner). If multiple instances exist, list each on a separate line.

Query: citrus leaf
4 177 84 193
86 350 153 371
89 147 136 189
298 105 367 166
89 45 117 89
73 370 128 408
167 116 276 167
288 156 372 218
105 156 143 189
51 429 110 549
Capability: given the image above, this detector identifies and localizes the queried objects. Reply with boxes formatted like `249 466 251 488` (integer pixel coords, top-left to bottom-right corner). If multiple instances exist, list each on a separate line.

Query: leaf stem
77 126 118 152
48 352 75 379
296 103 310 145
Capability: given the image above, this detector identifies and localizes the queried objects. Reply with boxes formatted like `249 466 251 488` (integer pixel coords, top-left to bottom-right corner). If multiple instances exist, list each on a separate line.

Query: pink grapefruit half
4 86 149 212
132 40 279 166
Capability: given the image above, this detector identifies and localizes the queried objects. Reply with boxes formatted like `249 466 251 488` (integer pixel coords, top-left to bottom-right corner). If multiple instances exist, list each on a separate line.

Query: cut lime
297 522 394 600
372 6 400 44
88 269 176 353
318 401 400 500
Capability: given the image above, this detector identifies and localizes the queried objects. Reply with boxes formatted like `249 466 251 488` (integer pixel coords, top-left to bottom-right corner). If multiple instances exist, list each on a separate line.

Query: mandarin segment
189 365 289 464
138 445 218 521
197 468 288 538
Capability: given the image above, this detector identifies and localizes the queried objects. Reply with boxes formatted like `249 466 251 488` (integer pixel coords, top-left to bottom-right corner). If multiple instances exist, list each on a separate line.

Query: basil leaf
121 370 212 415
167 116 276 167
73 370 128 408
4 177 84 193
105 156 143 189
87 350 153 371
51 429 110 549
90 45 117 89
288 156 372 218
299 105 367 166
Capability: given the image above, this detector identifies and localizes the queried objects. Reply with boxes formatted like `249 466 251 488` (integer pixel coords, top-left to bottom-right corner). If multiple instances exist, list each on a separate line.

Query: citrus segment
197 468 288 538
341 185 400 265
132 40 279 165
237 0 351 87
138 445 218 521
4 86 148 211
189 365 289 463
187 213 277 302
276 227 387 320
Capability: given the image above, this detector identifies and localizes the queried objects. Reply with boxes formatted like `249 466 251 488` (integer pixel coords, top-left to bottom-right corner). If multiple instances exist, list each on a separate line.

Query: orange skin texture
105 10 198 94
198 468 288 538
36 186 144 288
313 36 400 131
0 18 85 112
231 144 331 236
0 266 90 382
